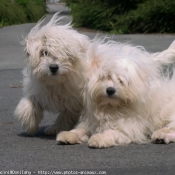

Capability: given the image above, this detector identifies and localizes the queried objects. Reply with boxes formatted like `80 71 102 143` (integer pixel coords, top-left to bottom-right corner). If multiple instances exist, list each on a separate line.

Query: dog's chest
38 86 82 113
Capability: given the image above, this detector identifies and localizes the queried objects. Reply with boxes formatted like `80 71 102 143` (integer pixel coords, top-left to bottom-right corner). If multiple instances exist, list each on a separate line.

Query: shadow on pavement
18 126 56 140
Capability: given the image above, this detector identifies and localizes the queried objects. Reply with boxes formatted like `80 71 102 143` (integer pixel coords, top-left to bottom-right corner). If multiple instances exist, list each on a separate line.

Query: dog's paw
88 133 115 148
151 128 175 144
56 131 81 145
44 126 58 135
25 126 39 136
22 124 39 136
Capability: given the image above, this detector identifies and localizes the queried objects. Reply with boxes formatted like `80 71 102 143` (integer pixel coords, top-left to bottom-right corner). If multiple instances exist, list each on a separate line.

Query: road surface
0 3 175 175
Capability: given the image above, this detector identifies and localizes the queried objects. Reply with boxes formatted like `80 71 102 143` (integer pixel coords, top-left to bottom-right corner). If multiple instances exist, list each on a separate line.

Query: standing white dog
14 13 90 135
57 40 175 148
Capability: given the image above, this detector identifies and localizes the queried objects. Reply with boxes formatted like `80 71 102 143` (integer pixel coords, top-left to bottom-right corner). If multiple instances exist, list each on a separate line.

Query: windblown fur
14 13 90 135
57 39 175 148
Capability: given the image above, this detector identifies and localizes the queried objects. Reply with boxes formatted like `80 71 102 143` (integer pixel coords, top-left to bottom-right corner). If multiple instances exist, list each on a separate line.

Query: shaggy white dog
14 13 90 135
57 40 175 148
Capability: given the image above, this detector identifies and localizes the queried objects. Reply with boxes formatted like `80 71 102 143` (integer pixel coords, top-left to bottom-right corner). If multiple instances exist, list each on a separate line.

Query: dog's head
23 13 90 84
84 41 158 109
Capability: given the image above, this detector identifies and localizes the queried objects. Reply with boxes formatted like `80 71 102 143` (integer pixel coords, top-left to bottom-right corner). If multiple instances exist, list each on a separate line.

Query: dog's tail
153 40 175 64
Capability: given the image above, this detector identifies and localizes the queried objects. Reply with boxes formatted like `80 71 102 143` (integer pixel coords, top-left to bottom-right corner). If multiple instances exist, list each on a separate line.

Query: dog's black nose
49 64 59 74
106 87 116 96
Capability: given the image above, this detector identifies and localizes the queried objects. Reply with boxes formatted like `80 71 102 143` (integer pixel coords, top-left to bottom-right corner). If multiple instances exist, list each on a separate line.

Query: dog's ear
89 55 100 70
120 59 150 101
23 36 44 68
21 16 46 67
85 42 101 78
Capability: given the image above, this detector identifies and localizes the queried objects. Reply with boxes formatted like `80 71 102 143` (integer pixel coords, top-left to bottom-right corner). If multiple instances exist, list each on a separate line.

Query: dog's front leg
152 127 175 144
56 122 89 144
88 129 131 148
14 97 43 135
44 110 79 135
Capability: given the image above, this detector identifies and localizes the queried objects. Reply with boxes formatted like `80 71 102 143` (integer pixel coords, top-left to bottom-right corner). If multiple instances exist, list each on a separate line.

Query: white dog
14 13 90 136
57 40 175 148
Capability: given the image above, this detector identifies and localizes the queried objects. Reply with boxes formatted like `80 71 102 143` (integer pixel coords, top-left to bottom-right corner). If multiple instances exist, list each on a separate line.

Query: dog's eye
40 50 49 57
118 78 124 85
99 76 105 81
26 52 30 57
68 57 74 63
107 75 111 80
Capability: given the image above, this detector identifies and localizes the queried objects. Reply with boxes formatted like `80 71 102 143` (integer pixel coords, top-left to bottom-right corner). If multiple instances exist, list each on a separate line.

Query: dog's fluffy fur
14 13 90 135
57 40 175 148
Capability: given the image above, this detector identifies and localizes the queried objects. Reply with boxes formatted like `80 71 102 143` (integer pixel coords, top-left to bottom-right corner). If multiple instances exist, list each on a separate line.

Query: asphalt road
1 3 175 175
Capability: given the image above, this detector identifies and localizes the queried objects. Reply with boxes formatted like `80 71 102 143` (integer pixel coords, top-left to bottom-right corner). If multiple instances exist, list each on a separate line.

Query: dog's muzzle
49 64 59 75
106 87 116 97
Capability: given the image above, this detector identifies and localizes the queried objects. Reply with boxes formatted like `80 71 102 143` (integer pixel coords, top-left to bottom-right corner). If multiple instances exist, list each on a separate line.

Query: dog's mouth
97 97 121 110
51 72 57 76
95 94 118 105
108 95 116 99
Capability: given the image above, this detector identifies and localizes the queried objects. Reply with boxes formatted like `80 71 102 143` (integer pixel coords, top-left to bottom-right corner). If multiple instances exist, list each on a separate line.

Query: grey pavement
0 3 175 175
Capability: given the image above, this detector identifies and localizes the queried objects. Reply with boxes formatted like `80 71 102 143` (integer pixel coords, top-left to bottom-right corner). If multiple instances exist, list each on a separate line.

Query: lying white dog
14 13 90 135
57 40 175 148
